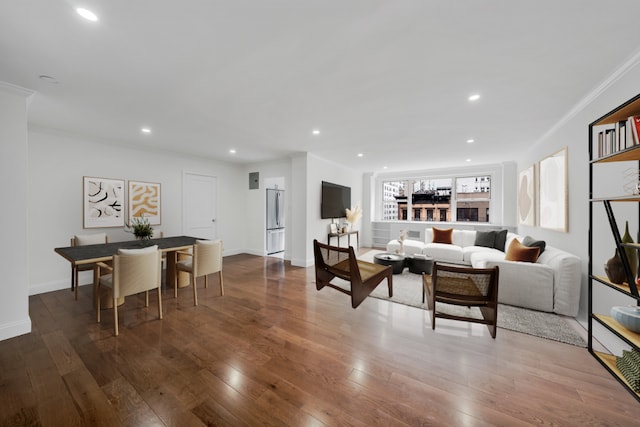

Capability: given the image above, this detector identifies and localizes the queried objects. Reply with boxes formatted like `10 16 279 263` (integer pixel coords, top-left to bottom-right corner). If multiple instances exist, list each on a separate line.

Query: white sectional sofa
387 228 581 316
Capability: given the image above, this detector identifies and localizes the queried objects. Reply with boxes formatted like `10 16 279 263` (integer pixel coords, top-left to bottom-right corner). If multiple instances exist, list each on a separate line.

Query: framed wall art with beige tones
517 165 535 226
538 147 568 232
83 176 125 228
128 180 161 225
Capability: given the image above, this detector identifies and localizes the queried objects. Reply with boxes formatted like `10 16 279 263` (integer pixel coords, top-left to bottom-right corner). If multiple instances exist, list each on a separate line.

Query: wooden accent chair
95 245 162 336
71 233 109 300
175 240 224 306
423 262 500 338
313 239 393 309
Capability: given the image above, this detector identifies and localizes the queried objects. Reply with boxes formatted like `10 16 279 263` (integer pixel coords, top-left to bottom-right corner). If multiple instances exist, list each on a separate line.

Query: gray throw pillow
523 235 546 255
494 229 508 252
474 230 496 248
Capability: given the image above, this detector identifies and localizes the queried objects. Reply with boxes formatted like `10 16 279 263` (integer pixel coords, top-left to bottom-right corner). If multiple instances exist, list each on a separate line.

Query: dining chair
424 262 499 338
71 233 109 300
175 239 224 306
95 245 162 336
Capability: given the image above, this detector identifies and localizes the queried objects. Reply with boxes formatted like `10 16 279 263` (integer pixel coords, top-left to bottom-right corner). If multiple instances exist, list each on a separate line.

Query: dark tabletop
55 235 200 264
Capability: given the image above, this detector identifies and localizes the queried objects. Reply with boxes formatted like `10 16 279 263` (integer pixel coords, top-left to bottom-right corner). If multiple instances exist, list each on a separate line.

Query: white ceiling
2 1 640 173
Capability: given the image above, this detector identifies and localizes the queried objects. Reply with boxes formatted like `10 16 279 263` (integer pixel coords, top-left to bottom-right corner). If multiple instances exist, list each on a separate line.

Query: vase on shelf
605 249 626 284
622 221 637 278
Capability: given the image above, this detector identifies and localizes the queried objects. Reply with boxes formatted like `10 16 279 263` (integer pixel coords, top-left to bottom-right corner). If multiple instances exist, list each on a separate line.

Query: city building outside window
381 175 491 223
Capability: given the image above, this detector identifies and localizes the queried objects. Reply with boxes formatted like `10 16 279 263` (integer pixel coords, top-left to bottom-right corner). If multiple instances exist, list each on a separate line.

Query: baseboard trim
0 317 31 341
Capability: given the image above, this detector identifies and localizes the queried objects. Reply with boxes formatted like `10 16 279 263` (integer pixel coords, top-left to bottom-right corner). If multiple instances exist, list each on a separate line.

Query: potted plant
126 214 154 240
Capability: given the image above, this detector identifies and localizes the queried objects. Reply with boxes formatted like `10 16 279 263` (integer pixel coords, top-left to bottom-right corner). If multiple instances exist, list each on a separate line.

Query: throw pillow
432 227 453 244
505 239 540 263
474 230 496 248
494 229 508 252
522 236 546 255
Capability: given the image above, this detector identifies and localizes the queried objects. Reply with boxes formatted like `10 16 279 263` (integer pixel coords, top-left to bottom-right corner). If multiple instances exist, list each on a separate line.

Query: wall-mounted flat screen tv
321 181 351 219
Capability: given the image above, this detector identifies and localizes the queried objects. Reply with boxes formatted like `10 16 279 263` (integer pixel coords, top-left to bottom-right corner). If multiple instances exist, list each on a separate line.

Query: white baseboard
0 317 31 341
29 279 69 296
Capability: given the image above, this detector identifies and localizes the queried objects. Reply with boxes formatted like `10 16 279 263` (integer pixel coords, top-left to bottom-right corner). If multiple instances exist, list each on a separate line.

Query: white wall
0 84 33 340
289 153 362 267
515 54 640 338
28 128 247 295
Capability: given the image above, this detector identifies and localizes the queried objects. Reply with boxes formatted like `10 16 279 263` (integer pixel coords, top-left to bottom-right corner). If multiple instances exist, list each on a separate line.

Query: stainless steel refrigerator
266 188 285 254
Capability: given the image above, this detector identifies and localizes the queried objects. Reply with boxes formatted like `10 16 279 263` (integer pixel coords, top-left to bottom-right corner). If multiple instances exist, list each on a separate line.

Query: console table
327 230 359 249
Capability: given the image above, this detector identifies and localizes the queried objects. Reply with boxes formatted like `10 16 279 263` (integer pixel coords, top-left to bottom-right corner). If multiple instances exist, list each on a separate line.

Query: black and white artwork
83 176 125 228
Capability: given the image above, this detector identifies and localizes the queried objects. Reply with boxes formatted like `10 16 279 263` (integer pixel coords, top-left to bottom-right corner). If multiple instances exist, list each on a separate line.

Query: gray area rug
358 251 586 347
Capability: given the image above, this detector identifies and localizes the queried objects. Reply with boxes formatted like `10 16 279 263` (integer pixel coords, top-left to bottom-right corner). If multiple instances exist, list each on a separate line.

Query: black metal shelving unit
589 93 640 402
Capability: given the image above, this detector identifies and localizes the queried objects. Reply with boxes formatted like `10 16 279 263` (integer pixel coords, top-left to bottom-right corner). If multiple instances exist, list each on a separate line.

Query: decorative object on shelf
611 306 640 333
396 229 408 254
616 350 640 393
604 249 626 284
126 214 154 240
345 203 362 231
622 221 637 278
622 167 640 195
329 223 338 234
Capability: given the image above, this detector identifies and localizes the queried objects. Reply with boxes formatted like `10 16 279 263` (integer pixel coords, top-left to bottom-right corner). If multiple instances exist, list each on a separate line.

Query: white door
183 172 217 239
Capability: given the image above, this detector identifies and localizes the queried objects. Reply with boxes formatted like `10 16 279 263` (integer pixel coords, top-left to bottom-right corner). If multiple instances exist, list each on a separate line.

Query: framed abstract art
517 165 535 226
128 180 161 225
83 176 125 228
538 147 568 232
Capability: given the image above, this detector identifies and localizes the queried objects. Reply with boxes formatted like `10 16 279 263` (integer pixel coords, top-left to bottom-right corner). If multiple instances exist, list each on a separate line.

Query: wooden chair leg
204 274 208 288
218 271 224 296
193 274 198 306
145 291 149 307
174 271 178 298
74 268 80 300
113 298 119 336
157 288 163 319
97 284 101 323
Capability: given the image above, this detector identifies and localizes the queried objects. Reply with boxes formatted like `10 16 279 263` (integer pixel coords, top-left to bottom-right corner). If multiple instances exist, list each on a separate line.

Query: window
382 180 407 220
455 176 491 223
380 175 491 223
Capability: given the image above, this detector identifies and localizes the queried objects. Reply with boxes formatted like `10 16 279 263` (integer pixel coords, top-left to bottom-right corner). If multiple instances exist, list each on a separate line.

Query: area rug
356 250 586 347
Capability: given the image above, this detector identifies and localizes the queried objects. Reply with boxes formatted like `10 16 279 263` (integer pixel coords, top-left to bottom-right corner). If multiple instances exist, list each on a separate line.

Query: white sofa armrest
472 257 555 313
537 247 581 317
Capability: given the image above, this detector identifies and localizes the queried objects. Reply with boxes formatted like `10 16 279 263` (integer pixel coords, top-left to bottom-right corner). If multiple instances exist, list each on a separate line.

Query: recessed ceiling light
467 139 474 144
466 158 472 162
38 75 59 84
468 94 480 101
76 8 98 21
357 153 364 157
141 127 151 134
383 166 388 169
229 149 236 154
312 129 320 135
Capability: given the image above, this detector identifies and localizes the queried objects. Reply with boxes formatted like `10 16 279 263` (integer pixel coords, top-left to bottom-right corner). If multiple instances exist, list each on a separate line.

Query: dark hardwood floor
1 253 639 426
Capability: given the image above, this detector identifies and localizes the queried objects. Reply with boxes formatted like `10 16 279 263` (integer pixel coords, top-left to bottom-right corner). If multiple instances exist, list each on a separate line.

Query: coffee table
373 253 406 274
405 255 434 275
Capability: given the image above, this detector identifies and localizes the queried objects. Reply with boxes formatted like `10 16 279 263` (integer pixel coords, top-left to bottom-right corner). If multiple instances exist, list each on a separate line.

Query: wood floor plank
0 252 638 425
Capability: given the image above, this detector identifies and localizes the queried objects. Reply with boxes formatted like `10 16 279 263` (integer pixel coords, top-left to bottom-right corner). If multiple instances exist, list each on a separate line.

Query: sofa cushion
423 243 464 264
474 230 496 248
463 246 503 265
494 229 508 251
432 227 453 244
522 236 546 255
505 239 540 263
386 239 424 256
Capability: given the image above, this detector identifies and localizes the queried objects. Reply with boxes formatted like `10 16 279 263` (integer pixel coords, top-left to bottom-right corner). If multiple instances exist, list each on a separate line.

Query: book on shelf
629 115 640 146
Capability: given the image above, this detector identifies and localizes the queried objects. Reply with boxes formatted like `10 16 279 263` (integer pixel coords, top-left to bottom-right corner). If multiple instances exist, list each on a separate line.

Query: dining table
55 235 200 307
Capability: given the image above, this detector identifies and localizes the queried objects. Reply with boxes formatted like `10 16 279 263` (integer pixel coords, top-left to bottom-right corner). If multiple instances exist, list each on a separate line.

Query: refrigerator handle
276 192 280 227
